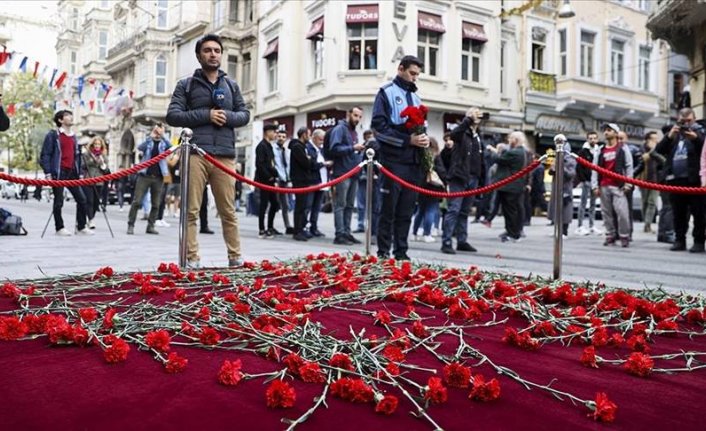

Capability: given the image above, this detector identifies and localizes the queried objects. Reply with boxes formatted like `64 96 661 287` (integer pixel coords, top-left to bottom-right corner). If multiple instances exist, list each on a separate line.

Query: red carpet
0 255 705 430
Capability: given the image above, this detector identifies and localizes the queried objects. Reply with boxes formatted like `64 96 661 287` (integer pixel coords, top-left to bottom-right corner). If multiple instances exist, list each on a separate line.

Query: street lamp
558 0 575 18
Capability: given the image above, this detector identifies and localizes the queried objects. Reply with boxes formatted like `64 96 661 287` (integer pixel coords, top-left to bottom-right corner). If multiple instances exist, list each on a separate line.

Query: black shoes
310 230 325 237
293 233 309 241
354 227 365 233
333 236 353 245
441 244 456 255
346 233 362 244
270 228 283 236
258 230 274 239
670 242 686 251
394 253 411 261
146 226 159 235
200 228 215 234
456 242 477 252
689 244 705 253
285 227 295 234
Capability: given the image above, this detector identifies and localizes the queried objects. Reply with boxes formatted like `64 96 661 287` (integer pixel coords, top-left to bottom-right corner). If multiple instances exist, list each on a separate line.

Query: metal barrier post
178 128 193 268
552 134 567 280
364 148 375 256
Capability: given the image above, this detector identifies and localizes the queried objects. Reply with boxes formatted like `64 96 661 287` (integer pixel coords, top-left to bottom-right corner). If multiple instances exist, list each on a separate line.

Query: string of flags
1 45 136 117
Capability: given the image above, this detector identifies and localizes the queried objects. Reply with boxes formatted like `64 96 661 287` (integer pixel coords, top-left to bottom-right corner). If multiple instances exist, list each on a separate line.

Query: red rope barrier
201 152 363 194
377 159 541 198
0 148 175 188
573 155 706 195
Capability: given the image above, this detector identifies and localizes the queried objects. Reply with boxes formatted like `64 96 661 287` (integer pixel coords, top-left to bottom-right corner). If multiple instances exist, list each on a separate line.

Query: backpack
322 127 335 160
0 208 28 236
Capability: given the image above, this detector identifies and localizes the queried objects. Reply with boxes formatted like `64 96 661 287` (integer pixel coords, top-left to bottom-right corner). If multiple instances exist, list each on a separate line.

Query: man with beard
166 34 250 268
328 106 366 245
372 55 428 260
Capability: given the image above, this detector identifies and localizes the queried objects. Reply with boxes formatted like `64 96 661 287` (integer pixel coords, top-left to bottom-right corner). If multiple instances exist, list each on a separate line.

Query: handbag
426 169 444 189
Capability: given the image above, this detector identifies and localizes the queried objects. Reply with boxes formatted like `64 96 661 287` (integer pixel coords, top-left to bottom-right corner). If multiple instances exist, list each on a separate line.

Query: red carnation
78 308 99 323
386 362 401 376
71 324 89 346
424 377 448 405
218 359 243 386
174 289 187 302
626 334 650 353
590 392 617 423
656 320 678 331
199 326 220 345
330 378 374 403
329 353 354 371
103 336 130 363
265 380 296 408
412 320 428 338
581 346 599 368
468 374 501 402
145 329 171 353
103 308 117 329
374 394 399 415
233 302 251 314
299 361 326 383
195 306 211 320
165 352 188 373
685 309 705 324
382 345 406 362
0 316 28 340
1 282 21 299
374 310 392 326
443 362 472 388
502 327 540 350
624 352 654 377
283 353 305 376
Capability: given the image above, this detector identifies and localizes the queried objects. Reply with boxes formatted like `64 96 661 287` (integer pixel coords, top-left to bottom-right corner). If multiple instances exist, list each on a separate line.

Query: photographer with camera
655 107 706 253
82 136 110 229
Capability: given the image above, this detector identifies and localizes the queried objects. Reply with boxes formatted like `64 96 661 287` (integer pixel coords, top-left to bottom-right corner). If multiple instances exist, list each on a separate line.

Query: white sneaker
56 228 72 236
77 228 95 236
412 235 420 242
156 219 170 227
88 219 96 229
432 228 440 237
575 226 589 236
590 226 603 235
118 207 124 212
423 235 435 243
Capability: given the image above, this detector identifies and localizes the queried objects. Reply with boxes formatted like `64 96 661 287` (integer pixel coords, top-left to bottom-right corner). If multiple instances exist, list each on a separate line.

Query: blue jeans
306 190 324 232
333 177 358 237
356 177 366 230
413 199 440 236
577 181 596 228
442 177 478 246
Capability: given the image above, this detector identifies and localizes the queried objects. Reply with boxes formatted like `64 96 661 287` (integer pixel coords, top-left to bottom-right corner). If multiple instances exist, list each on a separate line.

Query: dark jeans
157 182 169 221
377 163 421 258
669 184 705 245
306 190 324 232
499 191 523 239
258 188 280 232
293 190 310 234
128 175 162 227
442 177 479 246
333 177 358 237
200 186 209 230
413 198 440 236
52 168 87 231
658 191 675 239
83 184 107 221
276 182 292 229
357 177 367 230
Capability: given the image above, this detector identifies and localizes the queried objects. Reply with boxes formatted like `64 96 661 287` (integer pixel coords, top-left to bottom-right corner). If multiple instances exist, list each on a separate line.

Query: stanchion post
178 128 193 268
552 134 567 280
364 148 375 256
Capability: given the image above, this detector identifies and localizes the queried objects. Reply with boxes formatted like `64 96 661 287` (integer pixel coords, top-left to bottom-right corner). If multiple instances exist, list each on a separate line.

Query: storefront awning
306 16 324 40
462 22 487 42
346 4 379 24
262 39 278 59
418 11 445 33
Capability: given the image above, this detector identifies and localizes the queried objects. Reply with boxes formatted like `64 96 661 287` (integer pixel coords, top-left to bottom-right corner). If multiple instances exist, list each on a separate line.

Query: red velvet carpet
0 255 704 431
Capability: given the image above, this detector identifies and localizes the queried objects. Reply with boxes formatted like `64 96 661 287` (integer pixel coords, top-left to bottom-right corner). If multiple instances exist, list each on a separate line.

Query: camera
481 112 490 120
677 121 691 132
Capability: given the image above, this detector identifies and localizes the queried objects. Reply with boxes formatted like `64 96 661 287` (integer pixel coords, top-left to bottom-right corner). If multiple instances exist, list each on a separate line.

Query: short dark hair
443 132 451 141
644 131 657 141
263 124 278 132
363 129 374 138
296 126 308 138
586 130 598 137
348 106 363 114
399 55 423 70
195 34 223 55
53 110 72 127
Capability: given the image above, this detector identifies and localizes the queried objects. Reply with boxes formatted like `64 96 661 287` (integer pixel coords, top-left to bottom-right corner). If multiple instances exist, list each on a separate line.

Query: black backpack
322 127 335 160
0 208 28 235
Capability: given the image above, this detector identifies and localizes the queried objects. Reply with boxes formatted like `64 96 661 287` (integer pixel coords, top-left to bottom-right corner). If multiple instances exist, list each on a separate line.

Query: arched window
155 54 167 94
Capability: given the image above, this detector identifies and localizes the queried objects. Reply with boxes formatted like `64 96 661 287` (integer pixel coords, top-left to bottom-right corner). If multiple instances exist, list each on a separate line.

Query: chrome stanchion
552 134 567 280
178 128 193 269
364 148 375 256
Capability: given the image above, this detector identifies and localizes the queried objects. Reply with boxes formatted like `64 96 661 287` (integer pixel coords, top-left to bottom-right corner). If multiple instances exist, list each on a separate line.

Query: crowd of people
12 33 706 265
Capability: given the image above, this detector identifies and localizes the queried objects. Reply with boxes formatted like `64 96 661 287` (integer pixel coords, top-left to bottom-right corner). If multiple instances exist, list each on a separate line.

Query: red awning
306 16 324 40
346 4 379 23
262 38 278 58
418 11 445 33
462 22 487 42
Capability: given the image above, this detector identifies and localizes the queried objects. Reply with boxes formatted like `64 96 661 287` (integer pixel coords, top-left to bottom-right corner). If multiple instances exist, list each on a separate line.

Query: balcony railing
529 70 556 94
107 32 143 59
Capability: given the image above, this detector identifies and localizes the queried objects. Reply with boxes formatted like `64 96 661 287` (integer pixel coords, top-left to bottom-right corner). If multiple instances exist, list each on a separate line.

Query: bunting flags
48 69 57 87
18 56 27 73
33 61 39 78
54 71 67 89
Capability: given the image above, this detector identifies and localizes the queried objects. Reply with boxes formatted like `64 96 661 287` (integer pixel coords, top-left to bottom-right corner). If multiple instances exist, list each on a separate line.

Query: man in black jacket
166 34 250 268
254 123 280 238
440 106 484 254
655 107 706 253
289 127 314 241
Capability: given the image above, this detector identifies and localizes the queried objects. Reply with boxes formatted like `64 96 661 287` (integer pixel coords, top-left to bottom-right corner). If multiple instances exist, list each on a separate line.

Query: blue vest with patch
383 83 422 126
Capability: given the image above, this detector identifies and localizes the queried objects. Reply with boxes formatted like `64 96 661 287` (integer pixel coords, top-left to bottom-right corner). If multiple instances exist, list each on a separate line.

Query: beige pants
187 154 240 262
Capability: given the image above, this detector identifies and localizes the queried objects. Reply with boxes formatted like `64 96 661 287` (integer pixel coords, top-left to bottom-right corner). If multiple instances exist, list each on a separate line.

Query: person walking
491 132 528 243
166 33 250 267
372 55 428 260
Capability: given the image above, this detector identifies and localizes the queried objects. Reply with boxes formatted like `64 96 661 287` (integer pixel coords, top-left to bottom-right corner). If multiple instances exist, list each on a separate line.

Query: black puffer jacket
166 69 250 157
654 124 706 185
444 117 484 185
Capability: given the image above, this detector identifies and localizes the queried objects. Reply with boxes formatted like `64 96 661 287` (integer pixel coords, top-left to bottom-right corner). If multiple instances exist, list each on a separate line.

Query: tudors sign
535 114 585 135
346 5 379 23
307 109 346 132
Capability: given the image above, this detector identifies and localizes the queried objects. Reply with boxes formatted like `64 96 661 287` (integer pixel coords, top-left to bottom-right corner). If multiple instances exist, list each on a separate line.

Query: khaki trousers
187 154 240 262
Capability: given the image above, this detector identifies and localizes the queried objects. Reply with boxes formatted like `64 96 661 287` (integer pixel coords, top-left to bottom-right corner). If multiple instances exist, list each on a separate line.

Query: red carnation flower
329 353 354 371
283 353 305 376
374 394 399 415
330 378 374 403
424 377 448 405
299 361 325 383
374 310 392 326
233 302 251 314
469 374 501 402
174 289 187 302
386 362 401 376
218 359 243 386
165 352 188 373
195 306 211 320
581 346 599 368
1 282 21 299
685 309 705 324
78 308 99 323
412 320 428 338
382 345 406 363
145 329 171 353
103 336 130 363
626 334 650 353
265 380 296 408
103 308 117 329
0 316 28 340
590 392 617 423
199 326 220 345
502 327 540 350
656 320 678 331
71 324 90 346
624 352 654 377
443 362 472 388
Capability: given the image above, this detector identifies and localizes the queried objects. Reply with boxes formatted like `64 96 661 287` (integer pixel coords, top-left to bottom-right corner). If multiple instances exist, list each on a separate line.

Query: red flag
0 51 8 67
88 78 96 85
6 104 15 116
89 100 95 111
54 71 67 89
33 61 39 78
102 85 112 103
